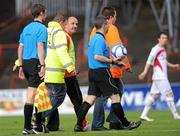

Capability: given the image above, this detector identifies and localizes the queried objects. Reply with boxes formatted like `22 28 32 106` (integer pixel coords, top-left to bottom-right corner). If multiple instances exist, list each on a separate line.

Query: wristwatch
40 64 45 67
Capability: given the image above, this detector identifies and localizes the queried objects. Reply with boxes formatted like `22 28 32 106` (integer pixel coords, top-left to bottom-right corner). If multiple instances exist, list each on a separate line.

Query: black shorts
22 59 42 88
88 68 119 97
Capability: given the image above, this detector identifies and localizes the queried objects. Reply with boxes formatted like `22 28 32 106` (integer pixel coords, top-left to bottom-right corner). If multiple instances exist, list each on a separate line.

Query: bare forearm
38 42 45 65
18 44 23 66
143 63 151 75
167 61 179 68
94 55 112 64
138 63 151 80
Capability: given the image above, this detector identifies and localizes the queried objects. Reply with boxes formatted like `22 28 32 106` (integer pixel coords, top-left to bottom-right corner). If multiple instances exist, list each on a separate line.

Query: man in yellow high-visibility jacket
43 13 75 130
45 15 88 131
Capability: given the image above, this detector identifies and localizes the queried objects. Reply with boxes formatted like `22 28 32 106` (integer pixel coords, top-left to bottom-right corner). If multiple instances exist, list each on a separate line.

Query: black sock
35 107 42 128
112 103 130 127
24 103 34 130
77 102 91 126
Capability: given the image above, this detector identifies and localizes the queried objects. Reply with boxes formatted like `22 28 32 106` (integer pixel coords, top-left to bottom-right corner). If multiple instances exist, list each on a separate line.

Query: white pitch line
90 129 180 133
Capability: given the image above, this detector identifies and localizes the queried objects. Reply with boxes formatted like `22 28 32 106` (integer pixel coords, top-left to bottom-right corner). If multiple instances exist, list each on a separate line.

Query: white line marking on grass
100 129 180 133
90 129 180 133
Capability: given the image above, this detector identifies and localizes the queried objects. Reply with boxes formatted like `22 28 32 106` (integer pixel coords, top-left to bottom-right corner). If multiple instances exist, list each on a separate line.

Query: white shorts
150 79 172 95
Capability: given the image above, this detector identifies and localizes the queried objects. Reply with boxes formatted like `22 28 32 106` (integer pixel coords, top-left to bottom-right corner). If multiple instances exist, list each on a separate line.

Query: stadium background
0 1 180 136
0 0 180 115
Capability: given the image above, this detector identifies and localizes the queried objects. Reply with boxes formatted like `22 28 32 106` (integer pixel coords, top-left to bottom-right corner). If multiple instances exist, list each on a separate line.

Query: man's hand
138 72 146 80
116 62 126 68
113 56 126 61
126 68 133 73
38 66 45 80
174 64 180 69
112 59 125 68
69 70 76 75
18 67 25 80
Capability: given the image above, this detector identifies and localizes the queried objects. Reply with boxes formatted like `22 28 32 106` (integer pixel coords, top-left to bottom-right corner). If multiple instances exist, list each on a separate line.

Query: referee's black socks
24 103 34 130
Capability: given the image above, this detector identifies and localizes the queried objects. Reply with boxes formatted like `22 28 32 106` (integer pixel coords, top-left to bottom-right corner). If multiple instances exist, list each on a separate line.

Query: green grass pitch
0 110 179 136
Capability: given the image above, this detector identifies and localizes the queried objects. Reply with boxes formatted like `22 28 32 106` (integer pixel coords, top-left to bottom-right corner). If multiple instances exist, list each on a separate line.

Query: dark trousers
47 76 83 130
43 83 66 131
65 76 83 117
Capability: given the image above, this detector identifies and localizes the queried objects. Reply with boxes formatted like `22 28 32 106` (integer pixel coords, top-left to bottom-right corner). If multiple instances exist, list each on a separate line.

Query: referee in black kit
74 16 141 132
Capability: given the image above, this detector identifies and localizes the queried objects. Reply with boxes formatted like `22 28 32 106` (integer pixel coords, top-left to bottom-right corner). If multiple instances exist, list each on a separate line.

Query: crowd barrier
0 83 179 116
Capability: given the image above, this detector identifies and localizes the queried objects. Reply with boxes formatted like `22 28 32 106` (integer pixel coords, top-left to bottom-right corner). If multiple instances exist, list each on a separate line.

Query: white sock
166 97 178 118
141 96 155 118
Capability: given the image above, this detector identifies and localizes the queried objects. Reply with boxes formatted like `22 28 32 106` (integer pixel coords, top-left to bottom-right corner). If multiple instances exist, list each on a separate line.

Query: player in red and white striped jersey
139 32 180 121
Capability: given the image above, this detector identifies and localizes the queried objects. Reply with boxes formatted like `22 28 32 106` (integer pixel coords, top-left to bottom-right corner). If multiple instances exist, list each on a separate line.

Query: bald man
64 17 86 127
65 16 78 34
46 15 87 131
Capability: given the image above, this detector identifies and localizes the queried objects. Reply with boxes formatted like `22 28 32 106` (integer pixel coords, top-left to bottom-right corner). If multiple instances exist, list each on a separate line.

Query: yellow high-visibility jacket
44 21 75 83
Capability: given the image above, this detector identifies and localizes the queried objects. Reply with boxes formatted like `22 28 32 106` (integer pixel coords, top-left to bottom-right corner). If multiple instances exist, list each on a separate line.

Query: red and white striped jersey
146 44 167 80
